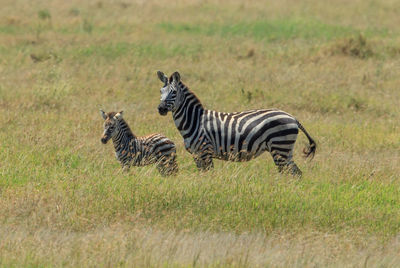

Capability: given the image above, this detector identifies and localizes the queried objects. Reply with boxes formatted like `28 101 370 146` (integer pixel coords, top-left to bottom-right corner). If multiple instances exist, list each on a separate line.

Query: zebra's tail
296 120 316 160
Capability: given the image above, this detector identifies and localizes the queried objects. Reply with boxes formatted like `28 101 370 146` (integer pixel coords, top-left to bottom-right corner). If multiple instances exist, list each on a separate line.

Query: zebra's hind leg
272 151 302 177
286 161 302 177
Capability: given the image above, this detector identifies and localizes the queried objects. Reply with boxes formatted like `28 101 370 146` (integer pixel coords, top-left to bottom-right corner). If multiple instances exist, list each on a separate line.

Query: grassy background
0 0 400 266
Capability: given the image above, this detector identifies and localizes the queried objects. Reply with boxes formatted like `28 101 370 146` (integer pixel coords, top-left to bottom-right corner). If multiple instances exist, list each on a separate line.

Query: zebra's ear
114 111 124 120
172 71 180 83
157 71 168 84
100 109 107 120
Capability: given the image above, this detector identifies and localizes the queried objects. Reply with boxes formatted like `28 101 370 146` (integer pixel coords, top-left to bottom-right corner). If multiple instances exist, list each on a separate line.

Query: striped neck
112 118 136 151
172 82 204 138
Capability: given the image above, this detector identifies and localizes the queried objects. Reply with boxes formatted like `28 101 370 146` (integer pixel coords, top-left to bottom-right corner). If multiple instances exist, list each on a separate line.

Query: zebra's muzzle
158 104 168 116
101 136 109 144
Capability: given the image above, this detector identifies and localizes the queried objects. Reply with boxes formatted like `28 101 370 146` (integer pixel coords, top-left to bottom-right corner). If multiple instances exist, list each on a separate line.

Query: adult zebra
100 110 178 176
156 71 316 176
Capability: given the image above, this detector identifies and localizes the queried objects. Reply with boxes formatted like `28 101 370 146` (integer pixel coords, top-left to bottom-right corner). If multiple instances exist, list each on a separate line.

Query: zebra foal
156 71 316 176
100 110 178 176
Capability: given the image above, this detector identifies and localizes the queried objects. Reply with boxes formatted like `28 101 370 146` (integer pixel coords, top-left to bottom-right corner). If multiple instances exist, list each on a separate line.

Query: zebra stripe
100 110 178 176
157 71 316 176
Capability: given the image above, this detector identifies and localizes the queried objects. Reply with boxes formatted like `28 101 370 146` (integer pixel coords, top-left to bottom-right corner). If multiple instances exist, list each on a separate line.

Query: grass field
0 0 400 266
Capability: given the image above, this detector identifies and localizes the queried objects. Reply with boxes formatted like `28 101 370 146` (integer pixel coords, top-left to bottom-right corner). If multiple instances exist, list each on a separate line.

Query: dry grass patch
327 34 374 59
1 226 400 267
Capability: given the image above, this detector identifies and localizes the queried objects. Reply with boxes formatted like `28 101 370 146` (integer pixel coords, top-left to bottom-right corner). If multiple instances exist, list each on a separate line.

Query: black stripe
157 147 175 154
224 113 233 152
271 140 296 145
208 112 218 150
215 112 223 153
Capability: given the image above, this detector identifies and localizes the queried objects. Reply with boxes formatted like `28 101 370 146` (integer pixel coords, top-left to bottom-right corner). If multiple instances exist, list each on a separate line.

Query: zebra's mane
107 112 136 139
178 81 204 109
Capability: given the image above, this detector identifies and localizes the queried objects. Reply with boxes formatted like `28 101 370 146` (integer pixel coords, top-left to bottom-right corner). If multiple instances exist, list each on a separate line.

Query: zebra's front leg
193 153 213 171
120 158 131 173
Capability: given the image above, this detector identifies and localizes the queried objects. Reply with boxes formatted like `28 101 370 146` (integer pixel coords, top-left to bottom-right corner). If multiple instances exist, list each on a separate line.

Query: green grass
159 18 392 42
1 0 400 266
159 19 361 41
1 145 399 235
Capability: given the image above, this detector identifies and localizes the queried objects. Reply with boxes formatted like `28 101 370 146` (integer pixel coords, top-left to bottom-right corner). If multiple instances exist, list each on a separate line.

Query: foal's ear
100 109 107 120
114 111 124 120
171 71 180 83
157 71 168 84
